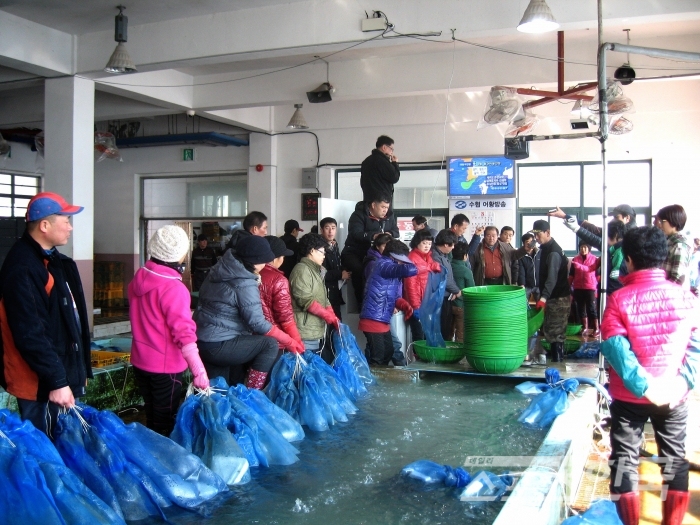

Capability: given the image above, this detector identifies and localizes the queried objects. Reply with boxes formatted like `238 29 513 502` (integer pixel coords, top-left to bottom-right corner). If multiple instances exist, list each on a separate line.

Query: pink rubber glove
182 343 209 389
308 301 340 331
267 325 304 354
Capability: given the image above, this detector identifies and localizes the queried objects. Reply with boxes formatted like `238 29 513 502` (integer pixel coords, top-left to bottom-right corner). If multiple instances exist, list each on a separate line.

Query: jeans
364 331 394 365
408 315 425 343
390 330 406 366
609 399 689 494
573 289 598 323
198 335 279 384
132 367 184 436
440 297 454 341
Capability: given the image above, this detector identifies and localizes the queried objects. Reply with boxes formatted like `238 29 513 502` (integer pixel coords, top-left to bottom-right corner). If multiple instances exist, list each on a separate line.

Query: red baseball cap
26 192 84 222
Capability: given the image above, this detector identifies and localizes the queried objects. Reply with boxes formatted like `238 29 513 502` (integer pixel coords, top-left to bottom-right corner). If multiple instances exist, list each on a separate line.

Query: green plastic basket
566 324 583 336
465 355 525 374
413 341 466 363
527 308 544 338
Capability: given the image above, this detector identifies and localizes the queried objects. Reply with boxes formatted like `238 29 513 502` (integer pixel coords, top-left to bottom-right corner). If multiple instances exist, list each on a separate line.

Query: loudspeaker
306 82 334 103
504 138 529 160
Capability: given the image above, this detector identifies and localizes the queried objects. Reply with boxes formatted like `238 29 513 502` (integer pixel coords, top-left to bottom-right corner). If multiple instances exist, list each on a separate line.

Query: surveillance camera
570 118 589 130
186 109 195 117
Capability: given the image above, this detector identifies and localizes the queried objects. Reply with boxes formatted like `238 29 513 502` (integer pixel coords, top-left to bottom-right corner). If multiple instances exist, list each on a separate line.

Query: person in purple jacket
129 225 209 436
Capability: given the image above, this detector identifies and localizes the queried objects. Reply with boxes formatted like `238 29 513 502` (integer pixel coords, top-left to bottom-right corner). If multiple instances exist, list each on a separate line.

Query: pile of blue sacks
0 405 229 524
267 323 374 432
172 377 304 480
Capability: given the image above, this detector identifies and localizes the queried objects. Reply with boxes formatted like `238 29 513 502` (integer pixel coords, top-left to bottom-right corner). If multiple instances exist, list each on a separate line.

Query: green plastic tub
465 355 525 374
527 308 544 338
413 341 466 363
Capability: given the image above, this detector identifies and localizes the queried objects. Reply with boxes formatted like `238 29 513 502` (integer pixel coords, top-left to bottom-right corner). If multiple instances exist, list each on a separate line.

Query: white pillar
247 132 278 234
44 76 95 328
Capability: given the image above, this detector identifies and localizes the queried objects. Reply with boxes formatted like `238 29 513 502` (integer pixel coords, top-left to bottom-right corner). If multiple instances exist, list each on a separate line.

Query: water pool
160 374 548 525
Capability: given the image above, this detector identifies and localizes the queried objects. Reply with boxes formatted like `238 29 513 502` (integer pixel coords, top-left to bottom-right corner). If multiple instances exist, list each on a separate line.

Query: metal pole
597 0 607 385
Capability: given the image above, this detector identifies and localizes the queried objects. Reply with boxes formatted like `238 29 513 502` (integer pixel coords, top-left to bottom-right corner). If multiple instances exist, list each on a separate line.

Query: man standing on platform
360 135 400 205
191 233 218 291
0 192 91 437
532 219 571 363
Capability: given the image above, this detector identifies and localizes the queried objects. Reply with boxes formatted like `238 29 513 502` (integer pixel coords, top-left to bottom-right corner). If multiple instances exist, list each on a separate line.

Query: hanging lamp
287 104 309 129
104 6 137 74
517 0 559 34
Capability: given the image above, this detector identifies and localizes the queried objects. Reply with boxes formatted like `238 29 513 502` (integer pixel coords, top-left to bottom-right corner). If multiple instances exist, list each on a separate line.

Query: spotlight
287 104 309 129
104 6 137 74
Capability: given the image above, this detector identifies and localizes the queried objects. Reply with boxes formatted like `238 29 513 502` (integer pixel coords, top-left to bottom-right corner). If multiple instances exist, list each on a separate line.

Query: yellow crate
91 350 130 368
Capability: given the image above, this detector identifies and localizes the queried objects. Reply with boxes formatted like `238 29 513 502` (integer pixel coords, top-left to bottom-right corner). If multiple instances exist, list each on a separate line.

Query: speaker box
504 138 529 160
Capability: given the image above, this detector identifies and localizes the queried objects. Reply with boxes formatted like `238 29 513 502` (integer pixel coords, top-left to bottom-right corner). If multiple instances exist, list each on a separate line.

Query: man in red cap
0 192 91 437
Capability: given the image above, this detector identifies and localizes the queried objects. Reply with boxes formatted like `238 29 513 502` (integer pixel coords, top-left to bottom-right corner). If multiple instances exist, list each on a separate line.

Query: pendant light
517 0 559 34
104 6 137 74
287 104 309 129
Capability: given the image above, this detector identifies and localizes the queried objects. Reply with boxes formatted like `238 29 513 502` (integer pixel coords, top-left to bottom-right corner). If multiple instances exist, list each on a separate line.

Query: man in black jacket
279 219 303 279
360 135 400 205
341 197 399 308
532 220 571 363
0 192 92 436
226 210 268 253
320 217 350 320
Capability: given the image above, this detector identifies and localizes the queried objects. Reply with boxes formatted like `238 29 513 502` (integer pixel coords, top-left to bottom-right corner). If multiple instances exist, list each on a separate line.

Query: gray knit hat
148 225 190 263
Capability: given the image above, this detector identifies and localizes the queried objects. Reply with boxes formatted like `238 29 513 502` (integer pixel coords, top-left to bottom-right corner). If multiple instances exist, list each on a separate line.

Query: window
517 161 651 255
337 167 447 208
0 173 40 217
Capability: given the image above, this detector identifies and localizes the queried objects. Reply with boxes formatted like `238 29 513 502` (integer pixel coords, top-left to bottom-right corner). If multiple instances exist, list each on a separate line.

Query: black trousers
17 398 65 439
341 251 366 309
440 298 454 342
198 335 279 384
609 399 689 494
364 331 394 365
408 315 425 343
573 289 598 323
132 367 184 436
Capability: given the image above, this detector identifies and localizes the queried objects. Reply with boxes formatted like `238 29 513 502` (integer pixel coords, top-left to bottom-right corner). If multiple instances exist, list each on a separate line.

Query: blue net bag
421 269 447 348
401 460 471 488
518 378 579 428
231 385 304 443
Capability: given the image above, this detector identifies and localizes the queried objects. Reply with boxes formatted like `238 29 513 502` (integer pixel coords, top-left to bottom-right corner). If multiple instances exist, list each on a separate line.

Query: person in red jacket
569 243 600 337
260 236 304 355
601 226 699 525
404 229 441 343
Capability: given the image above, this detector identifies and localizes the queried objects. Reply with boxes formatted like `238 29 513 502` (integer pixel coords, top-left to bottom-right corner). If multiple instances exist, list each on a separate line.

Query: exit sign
182 148 196 161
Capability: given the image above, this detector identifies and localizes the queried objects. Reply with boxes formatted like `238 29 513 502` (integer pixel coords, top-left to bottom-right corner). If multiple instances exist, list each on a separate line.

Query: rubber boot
591 318 600 338
662 490 690 525
245 369 269 390
581 317 590 337
551 342 564 363
614 492 640 525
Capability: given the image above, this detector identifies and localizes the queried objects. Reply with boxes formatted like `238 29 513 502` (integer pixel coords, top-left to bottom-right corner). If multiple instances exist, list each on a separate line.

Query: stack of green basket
463 285 528 374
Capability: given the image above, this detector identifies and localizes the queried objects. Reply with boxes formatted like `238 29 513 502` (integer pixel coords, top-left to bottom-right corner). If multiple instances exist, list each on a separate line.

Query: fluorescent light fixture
104 6 137 74
287 104 309 129
517 0 559 34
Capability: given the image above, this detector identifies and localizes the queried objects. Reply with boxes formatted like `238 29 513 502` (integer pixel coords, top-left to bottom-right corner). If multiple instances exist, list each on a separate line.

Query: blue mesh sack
561 499 623 524
335 323 375 387
267 353 302 421
514 381 552 396
298 372 332 432
421 268 447 348
518 378 580 428
227 389 300 466
307 352 358 416
458 470 514 503
228 414 261 468
401 460 471 488
230 385 305 443
332 324 371 396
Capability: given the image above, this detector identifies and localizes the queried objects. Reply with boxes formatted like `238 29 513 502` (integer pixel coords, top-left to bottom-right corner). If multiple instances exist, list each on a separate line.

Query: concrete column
247 132 278 234
44 76 95 330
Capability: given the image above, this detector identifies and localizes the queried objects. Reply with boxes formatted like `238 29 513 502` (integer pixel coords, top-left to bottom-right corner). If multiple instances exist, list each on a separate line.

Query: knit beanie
236 235 275 265
148 225 190 263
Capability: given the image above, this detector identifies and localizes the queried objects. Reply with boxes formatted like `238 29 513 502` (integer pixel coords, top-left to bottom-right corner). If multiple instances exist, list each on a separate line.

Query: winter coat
194 251 272 342
538 237 570 300
129 260 197 374
601 268 699 404
289 257 331 340
279 233 300 279
570 253 599 291
514 250 540 289
225 228 251 253
472 241 528 286
361 253 417 324
0 232 92 401
574 226 627 295
404 249 441 309
259 264 296 329
432 247 461 297
450 259 475 308
360 149 400 204
323 240 345 309
342 201 399 259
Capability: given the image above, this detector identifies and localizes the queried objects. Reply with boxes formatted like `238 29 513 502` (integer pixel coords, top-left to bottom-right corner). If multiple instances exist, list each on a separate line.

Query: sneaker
522 357 533 367
536 354 547 365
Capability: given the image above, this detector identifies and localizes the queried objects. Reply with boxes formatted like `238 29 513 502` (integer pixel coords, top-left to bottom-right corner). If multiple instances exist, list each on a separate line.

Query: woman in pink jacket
129 225 209 436
601 226 699 525
569 243 600 336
